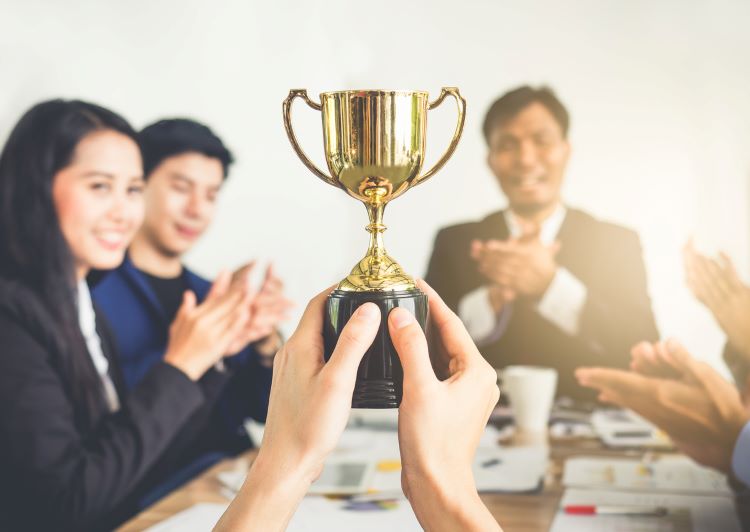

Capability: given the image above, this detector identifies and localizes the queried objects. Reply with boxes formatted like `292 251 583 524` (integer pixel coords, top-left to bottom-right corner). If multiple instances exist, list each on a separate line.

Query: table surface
119 432 655 532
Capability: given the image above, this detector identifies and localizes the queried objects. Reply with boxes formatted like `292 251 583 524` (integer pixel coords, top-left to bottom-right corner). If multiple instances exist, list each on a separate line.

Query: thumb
388 307 436 389
176 290 197 320
664 339 697 373
325 302 381 378
206 270 231 300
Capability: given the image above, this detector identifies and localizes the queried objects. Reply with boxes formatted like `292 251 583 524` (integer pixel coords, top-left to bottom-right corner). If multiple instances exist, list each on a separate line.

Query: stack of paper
562 456 731 495
550 488 740 532
551 455 739 531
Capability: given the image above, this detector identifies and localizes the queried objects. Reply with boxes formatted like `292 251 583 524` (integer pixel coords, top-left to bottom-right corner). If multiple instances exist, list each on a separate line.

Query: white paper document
550 488 740 532
472 445 547 492
563 455 732 496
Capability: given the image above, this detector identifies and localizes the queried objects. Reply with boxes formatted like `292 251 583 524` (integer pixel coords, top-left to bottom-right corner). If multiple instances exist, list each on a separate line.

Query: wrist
404 466 481 522
163 351 202 381
406 469 497 531
538 266 558 297
254 444 323 489
215 447 315 532
487 285 505 314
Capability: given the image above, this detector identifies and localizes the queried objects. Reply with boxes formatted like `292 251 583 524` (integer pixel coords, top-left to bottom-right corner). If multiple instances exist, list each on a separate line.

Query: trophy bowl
283 87 465 407
320 90 428 204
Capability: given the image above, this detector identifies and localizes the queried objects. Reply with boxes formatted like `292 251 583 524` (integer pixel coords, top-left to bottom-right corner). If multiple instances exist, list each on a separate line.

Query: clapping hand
225 262 294 357
684 241 750 361
577 339 749 474
471 222 560 308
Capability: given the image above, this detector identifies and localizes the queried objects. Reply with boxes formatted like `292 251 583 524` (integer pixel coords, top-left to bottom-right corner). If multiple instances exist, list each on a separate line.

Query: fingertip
388 307 416 330
354 302 381 324
575 367 590 380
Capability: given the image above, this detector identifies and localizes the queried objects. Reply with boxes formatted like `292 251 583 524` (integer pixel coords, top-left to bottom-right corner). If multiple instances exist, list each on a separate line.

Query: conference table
119 430 656 531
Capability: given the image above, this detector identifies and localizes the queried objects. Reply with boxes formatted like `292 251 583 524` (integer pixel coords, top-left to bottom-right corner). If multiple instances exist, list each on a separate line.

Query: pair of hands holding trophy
214 88 502 530
215 280 501 532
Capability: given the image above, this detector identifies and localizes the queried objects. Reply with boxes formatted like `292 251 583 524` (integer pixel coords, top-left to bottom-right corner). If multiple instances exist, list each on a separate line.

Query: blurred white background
1 0 748 372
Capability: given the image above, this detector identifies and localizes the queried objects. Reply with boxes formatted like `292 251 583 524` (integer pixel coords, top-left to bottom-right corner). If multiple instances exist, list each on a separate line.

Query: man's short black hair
482 85 569 144
139 118 234 179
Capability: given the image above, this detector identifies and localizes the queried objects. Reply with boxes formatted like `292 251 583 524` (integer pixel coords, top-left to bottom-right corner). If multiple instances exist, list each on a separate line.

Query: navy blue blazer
91 255 272 450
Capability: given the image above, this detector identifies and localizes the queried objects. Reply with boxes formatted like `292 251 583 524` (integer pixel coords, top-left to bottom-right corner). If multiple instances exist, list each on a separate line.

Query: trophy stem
365 199 387 263
337 187 415 292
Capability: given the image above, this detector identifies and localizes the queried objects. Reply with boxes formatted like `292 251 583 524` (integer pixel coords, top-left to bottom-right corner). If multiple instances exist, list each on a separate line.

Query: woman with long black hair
0 100 252 531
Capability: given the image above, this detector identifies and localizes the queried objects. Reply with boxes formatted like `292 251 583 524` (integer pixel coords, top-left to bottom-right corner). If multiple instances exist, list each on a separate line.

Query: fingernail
390 308 415 329
356 302 379 320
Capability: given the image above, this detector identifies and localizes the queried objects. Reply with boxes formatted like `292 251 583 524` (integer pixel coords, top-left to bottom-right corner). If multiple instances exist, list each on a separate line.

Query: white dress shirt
77 280 121 412
458 205 588 346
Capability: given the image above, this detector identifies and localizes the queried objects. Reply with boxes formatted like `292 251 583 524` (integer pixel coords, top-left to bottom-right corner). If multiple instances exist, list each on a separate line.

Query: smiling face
139 152 224 258
486 102 570 217
52 129 145 279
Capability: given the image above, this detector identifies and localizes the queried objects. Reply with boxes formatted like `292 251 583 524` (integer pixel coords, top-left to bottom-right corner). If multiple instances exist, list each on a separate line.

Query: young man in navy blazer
92 119 291 491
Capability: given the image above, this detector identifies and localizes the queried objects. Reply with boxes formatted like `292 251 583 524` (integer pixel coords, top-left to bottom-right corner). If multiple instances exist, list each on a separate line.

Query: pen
612 431 653 438
564 505 668 516
481 458 502 468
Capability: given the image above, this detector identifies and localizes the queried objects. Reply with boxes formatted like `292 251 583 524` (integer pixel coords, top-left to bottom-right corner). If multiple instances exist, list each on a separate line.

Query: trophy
283 88 466 408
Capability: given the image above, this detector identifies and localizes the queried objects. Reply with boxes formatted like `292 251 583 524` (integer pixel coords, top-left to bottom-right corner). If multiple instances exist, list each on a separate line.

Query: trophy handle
282 89 339 187
415 87 467 186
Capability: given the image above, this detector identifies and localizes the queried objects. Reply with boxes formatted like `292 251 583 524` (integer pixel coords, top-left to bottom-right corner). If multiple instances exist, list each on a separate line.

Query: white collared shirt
77 280 121 412
458 205 588 345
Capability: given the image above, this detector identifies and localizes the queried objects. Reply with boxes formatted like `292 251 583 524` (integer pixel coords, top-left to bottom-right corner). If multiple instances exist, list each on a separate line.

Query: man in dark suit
425 86 659 400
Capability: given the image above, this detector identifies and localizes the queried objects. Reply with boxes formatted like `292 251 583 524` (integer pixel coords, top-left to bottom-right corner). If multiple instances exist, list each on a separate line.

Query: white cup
498 366 558 432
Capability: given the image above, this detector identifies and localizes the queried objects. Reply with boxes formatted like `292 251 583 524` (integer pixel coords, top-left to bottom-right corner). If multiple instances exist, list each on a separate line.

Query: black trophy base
324 288 428 408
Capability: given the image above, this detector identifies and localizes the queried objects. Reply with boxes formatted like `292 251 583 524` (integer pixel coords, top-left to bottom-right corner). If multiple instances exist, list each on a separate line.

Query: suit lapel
478 210 510 241
553 208 583 276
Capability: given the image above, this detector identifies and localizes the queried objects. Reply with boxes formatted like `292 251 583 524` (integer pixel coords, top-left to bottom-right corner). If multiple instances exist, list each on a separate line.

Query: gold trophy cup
283 88 466 407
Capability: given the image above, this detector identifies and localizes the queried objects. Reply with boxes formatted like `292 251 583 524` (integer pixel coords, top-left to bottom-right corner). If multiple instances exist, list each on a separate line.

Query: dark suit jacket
425 207 659 400
0 278 206 531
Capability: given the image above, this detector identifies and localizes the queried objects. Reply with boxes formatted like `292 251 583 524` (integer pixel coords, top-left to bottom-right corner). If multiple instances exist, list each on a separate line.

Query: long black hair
0 99 139 423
